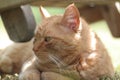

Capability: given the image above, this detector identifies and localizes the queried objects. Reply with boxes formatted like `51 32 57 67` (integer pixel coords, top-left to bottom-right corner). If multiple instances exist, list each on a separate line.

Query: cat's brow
36 26 46 37
36 30 42 36
51 36 71 45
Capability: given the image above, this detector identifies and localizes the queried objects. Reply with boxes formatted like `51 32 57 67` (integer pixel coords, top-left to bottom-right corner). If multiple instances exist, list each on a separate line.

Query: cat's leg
19 69 40 80
19 58 73 80
19 60 40 80
0 55 13 73
41 72 73 80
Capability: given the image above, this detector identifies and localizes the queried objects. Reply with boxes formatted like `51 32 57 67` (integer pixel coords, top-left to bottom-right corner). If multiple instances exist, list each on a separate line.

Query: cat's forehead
35 15 62 35
41 15 62 26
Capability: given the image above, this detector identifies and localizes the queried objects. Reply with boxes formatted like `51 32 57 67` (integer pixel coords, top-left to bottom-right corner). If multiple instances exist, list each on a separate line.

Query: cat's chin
34 53 52 64
35 55 51 64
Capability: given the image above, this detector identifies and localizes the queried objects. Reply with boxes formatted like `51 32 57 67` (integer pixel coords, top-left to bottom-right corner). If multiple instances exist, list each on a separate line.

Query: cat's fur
0 4 114 80
0 40 33 74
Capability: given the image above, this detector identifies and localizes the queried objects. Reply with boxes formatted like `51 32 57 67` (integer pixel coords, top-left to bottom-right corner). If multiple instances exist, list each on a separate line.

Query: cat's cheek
34 49 43 55
45 43 53 49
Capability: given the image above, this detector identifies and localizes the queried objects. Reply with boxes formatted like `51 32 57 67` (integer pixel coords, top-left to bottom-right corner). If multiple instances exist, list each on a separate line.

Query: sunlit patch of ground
0 74 18 80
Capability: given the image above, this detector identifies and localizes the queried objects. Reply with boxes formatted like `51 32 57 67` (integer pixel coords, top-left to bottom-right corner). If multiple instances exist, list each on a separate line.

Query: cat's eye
44 36 52 42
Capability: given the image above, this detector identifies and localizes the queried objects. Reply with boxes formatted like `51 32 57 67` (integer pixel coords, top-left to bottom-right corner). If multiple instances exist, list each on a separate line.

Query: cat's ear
61 4 80 32
39 6 50 19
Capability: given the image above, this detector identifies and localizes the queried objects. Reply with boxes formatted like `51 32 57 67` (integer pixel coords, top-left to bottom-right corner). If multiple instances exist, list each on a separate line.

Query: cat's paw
19 70 40 80
0 56 13 73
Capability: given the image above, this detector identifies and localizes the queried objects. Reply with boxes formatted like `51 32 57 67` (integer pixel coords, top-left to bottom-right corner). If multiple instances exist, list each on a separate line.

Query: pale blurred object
0 17 13 49
115 1 120 13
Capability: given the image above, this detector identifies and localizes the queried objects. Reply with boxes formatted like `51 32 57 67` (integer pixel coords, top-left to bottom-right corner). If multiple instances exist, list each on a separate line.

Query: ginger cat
0 4 114 80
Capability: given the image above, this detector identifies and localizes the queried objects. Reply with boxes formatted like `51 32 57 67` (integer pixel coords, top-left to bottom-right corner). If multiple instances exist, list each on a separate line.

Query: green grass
0 74 18 80
100 72 120 80
0 72 120 80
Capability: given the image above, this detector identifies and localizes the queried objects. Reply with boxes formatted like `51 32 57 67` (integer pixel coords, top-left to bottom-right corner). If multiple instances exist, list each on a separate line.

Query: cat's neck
76 18 95 52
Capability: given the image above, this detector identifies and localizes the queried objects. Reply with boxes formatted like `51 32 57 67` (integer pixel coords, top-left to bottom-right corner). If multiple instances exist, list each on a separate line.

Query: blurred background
0 0 120 72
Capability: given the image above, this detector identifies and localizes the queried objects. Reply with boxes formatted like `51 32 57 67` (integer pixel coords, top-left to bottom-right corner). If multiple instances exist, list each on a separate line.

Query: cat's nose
33 40 46 52
33 47 39 52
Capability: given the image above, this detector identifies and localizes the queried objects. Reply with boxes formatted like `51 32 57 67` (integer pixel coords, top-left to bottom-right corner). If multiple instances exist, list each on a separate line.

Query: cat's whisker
48 54 66 72
48 55 62 72
63 45 76 51
54 56 66 66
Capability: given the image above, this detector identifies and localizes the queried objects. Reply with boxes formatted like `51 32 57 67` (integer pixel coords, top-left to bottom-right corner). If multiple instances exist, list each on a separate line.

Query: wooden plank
0 0 118 12
100 4 120 37
0 0 39 12
1 5 36 42
78 6 103 23
31 0 117 7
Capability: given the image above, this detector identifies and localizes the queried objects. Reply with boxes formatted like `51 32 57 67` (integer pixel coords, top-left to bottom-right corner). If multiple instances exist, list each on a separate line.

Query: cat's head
33 4 83 63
